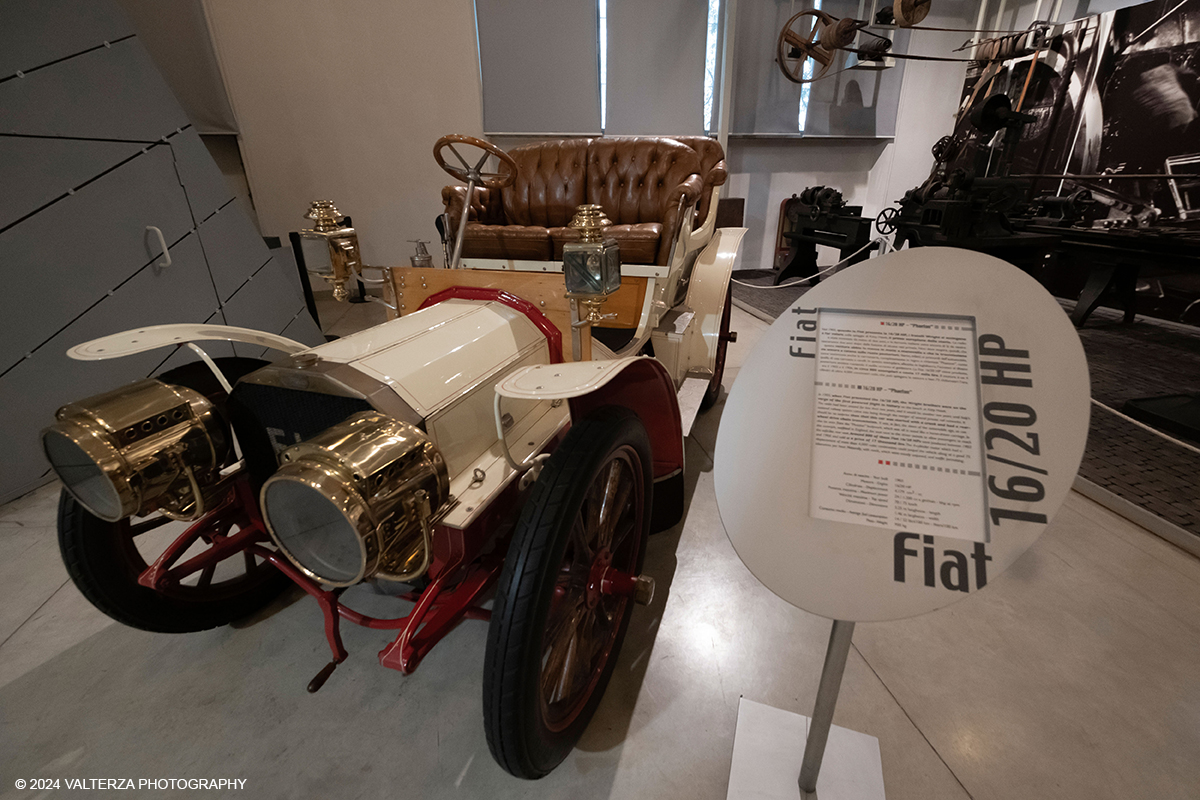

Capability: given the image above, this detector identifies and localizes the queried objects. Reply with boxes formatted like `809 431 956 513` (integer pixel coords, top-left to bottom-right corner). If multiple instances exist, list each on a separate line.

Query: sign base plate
728 698 886 800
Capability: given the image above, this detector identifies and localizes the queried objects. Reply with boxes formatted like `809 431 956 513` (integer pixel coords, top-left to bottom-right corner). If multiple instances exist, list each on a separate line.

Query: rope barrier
1090 399 1200 458
731 238 887 290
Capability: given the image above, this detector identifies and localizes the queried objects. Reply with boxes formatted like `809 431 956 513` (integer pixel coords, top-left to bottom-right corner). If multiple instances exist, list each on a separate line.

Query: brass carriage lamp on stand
297 200 362 302
562 204 621 361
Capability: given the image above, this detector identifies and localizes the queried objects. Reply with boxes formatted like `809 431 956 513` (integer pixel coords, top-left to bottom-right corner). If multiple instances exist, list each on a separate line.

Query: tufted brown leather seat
443 137 704 266
669 136 728 229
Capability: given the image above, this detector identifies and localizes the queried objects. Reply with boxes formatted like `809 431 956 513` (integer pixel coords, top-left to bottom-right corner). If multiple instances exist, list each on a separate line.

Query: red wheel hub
585 548 613 608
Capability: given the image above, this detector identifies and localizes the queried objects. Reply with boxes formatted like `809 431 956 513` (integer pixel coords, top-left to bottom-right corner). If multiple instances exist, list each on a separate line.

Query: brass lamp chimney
297 200 362 302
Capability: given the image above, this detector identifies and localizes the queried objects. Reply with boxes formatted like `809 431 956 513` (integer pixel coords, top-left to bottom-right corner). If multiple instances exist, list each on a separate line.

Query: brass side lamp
563 204 620 333
297 200 362 302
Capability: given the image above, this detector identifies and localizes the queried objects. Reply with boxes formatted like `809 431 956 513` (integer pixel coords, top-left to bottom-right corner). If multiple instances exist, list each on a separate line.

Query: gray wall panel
197 205 271 302
114 0 239 134
0 37 188 141
0 145 195 372
0 233 219 503
279 307 325 349
169 129 235 223
0 0 135 78
234 308 326 361
266 244 305 302
0 136 143 229
221 261 307 347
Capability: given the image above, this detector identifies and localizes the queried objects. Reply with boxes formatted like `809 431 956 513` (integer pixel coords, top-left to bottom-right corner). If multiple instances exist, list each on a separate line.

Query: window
798 0 823 132
703 0 722 132
599 0 608 130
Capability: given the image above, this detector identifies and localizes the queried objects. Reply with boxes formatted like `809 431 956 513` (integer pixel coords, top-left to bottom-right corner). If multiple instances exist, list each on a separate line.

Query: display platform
728 698 885 800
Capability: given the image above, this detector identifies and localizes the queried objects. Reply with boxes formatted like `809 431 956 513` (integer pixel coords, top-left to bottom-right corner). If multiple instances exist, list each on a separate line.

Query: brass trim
259 412 450 587
42 379 229 522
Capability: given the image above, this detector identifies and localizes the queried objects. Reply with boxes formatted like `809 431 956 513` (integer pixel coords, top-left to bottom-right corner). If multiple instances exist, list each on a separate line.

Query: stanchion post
798 619 856 795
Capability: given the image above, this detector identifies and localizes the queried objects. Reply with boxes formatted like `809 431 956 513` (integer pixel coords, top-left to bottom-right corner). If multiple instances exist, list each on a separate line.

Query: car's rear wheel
57 357 290 633
483 407 651 778
700 286 733 410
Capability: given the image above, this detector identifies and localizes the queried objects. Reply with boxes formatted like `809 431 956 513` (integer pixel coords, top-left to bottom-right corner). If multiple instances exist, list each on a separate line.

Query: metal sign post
798 620 856 796
716 247 1092 799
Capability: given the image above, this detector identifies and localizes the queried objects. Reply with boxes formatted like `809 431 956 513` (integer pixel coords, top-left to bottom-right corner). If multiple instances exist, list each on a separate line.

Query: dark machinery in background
884 96 1079 249
881 84 1200 329
873 0 1200 442
774 187 878 285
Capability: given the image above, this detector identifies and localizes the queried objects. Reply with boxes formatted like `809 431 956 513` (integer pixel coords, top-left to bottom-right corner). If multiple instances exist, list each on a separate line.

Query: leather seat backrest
586 137 701 224
671 135 727 224
503 139 591 227
672 136 725 180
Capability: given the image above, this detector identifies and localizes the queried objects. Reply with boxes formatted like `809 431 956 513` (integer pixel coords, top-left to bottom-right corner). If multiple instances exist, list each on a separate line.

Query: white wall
202 0 484 266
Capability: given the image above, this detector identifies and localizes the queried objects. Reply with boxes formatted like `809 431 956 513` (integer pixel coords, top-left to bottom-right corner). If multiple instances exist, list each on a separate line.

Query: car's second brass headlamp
42 379 230 522
297 200 362 302
259 412 450 587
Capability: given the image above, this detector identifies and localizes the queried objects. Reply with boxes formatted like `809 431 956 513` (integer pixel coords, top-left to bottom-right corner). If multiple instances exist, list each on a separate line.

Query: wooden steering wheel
777 9 839 85
433 134 518 189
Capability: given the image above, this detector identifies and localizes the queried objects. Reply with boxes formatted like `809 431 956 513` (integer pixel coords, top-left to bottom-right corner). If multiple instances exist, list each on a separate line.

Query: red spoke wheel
484 407 652 779
56 357 290 633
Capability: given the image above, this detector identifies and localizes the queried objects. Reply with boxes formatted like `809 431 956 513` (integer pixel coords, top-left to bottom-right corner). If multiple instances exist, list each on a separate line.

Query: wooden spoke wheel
56 358 289 633
777 9 839 85
484 408 652 779
433 133 518 189
894 0 932 28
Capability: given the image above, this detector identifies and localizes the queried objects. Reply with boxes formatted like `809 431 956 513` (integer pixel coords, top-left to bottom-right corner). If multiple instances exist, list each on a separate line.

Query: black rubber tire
56 356 290 633
483 407 652 779
700 286 733 411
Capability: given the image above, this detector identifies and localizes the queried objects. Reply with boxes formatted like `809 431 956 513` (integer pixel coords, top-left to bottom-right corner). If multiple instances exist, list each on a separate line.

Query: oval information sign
715 248 1090 621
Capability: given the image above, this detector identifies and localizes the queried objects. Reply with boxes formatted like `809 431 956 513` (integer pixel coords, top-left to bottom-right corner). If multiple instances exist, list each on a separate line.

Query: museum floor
2 303 1199 799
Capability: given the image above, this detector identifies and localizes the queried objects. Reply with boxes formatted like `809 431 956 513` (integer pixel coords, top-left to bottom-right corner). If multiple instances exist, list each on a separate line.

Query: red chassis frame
134 473 530 692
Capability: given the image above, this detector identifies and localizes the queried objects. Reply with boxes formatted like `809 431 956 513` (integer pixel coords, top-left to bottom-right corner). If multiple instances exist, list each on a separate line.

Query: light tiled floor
2 306 1198 799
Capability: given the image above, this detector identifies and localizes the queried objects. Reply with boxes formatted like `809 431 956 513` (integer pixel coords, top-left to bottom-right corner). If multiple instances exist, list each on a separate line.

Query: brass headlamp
259 412 449 587
297 200 362 302
562 204 621 323
42 380 230 522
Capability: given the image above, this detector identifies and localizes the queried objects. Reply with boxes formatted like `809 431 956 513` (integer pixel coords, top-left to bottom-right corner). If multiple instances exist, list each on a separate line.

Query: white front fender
494 357 649 401
67 323 309 361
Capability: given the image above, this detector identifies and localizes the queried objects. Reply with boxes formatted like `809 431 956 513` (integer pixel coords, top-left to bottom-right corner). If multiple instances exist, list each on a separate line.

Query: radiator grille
228 382 374 488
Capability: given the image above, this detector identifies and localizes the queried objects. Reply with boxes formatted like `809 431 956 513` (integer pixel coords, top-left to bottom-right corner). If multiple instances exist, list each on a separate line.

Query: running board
677 377 709 437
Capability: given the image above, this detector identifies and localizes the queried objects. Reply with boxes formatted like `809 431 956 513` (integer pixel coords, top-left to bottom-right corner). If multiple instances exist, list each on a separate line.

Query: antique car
38 134 745 779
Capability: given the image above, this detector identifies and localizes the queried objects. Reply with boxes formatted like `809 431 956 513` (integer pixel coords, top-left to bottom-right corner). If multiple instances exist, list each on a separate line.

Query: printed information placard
808 309 989 543
715 247 1091 621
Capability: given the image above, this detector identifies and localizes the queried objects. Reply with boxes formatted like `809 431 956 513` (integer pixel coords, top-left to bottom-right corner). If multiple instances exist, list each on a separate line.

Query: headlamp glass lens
264 479 362 583
42 431 122 521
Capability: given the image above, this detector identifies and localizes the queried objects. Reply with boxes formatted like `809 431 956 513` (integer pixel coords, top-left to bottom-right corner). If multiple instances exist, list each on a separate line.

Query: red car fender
567 358 684 481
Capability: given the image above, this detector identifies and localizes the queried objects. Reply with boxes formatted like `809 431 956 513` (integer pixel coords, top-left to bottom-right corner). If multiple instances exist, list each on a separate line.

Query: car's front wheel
483 407 652 778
